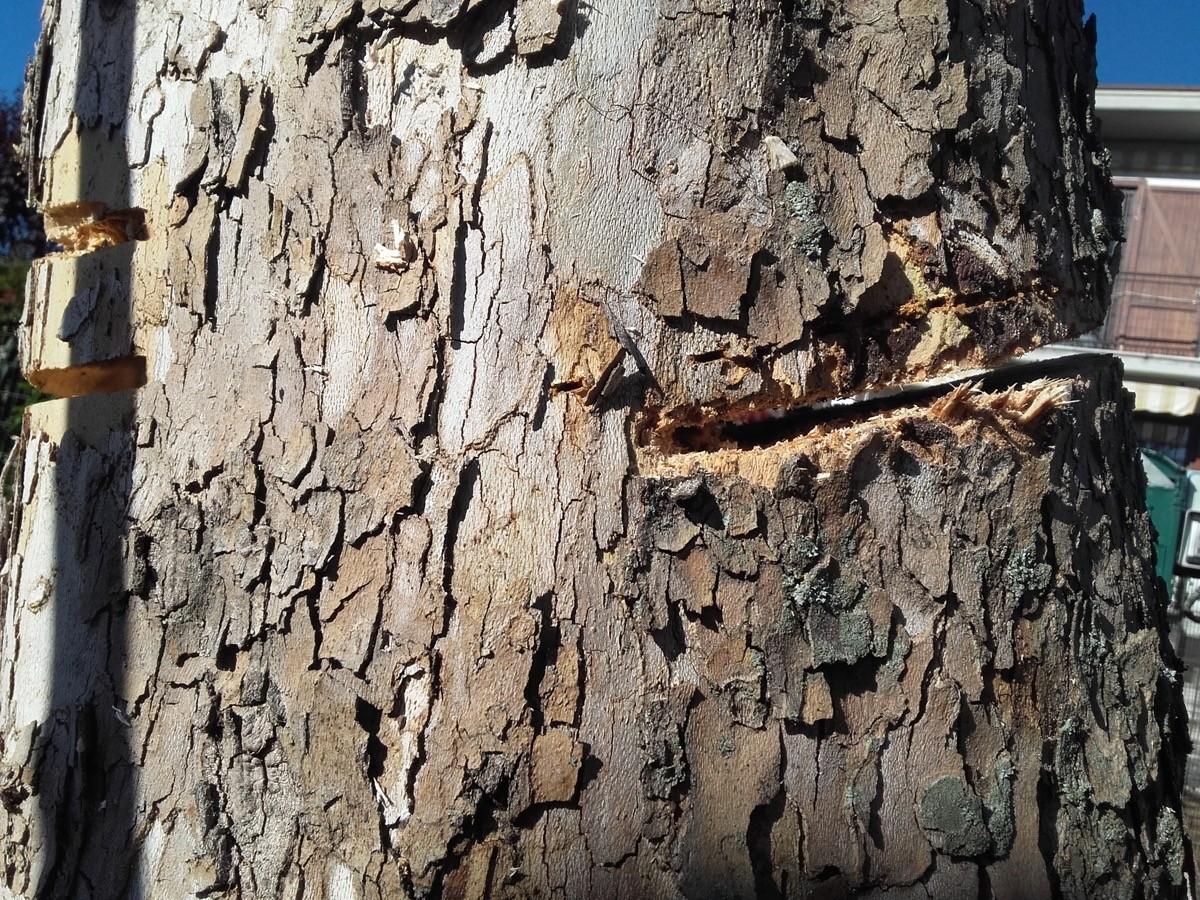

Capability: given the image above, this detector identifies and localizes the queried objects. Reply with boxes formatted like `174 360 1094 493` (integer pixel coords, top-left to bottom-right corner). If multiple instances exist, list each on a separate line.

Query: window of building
1136 414 1195 466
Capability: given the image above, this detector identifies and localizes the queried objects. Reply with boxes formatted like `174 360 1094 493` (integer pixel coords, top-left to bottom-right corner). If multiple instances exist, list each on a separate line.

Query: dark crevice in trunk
448 219 470 347
523 591 558 731
747 784 787 900
203 218 221 330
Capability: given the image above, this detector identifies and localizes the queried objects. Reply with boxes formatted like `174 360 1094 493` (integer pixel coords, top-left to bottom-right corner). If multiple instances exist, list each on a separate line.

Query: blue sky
0 0 1196 96
1085 0 1200 86
0 0 42 98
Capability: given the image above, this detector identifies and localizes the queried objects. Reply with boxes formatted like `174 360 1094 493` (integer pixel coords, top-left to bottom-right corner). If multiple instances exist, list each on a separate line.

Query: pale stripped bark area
0 0 1188 898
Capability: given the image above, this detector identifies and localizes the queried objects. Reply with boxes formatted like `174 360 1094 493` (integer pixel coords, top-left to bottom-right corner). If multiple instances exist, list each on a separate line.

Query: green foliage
0 256 48 441
0 90 49 444
0 90 44 258
0 256 26 300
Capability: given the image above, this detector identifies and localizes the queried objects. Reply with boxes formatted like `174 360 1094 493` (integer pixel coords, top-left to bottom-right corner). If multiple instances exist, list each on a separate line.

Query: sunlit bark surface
0 0 1189 897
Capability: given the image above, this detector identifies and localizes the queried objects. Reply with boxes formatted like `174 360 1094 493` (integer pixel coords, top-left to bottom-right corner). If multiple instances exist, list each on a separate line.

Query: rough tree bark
0 0 1190 898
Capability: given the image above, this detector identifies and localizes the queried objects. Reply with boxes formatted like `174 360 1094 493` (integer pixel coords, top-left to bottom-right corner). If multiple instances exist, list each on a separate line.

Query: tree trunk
0 0 1189 898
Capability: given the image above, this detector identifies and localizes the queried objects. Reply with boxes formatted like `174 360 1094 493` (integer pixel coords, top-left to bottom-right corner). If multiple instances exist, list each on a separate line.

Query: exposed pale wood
0 0 1189 898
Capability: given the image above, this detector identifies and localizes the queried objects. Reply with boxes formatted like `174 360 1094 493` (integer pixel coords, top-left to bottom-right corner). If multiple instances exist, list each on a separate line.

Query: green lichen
790 535 821 562
715 736 736 759
984 752 1015 856
839 609 873 660
785 182 826 259
747 648 764 669
879 627 913 683
1055 717 1093 806
1082 627 1112 664
1098 810 1127 845
918 775 991 858
842 785 860 817
1004 546 1051 601
781 556 878 664
792 0 827 20
808 607 874 668
843 762 878 830
787 567 862 612
775 602 800 636
837 533 860 561
1156 808 1186 887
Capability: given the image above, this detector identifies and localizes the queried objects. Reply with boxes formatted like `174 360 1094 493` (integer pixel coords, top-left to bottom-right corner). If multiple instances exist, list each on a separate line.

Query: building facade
1081 87 1200 463
1082 85 1200 835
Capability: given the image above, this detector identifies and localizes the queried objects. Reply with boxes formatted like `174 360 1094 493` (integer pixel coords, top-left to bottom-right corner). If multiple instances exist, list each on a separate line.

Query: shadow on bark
33 0 138 895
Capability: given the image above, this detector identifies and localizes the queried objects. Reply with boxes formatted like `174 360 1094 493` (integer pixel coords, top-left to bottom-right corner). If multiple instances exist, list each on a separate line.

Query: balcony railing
1074 272 1200 358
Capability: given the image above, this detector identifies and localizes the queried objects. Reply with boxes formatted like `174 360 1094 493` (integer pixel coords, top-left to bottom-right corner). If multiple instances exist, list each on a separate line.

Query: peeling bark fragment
514 0 565 57
530 728 582 804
